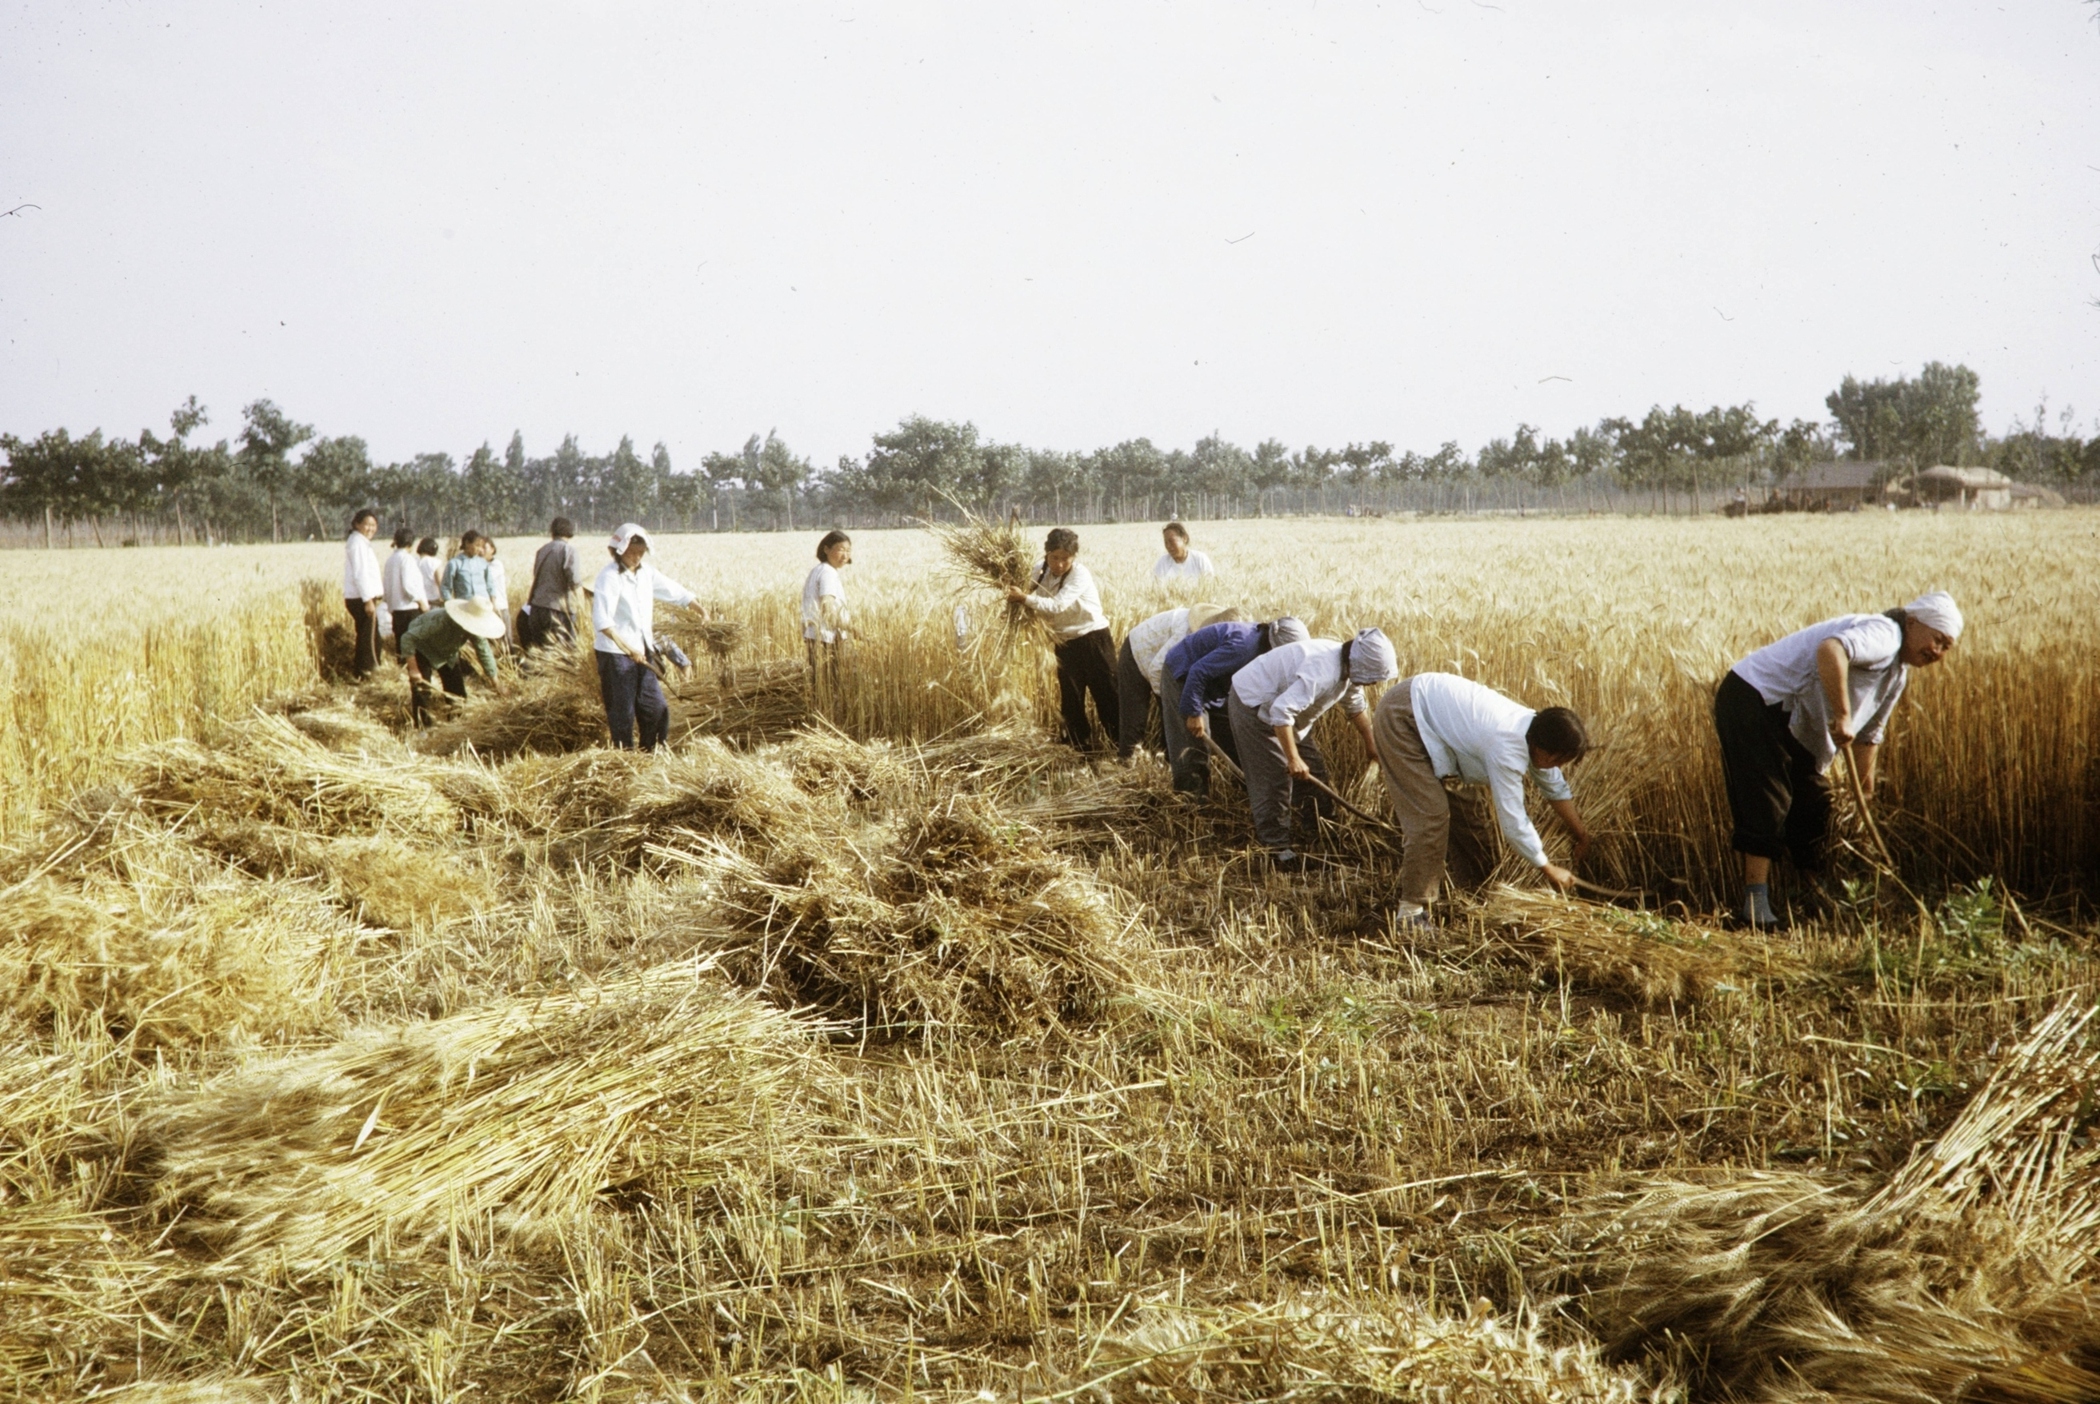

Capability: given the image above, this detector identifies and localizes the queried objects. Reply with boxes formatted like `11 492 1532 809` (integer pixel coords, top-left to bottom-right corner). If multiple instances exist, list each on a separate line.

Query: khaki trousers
1372 679 1500 905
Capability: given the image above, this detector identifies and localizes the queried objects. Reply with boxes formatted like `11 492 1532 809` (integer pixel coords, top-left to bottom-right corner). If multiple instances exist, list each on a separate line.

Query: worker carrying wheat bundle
1228 627 1399 869
1006 528 1119 752
1715 590 1962 930
1373 673 1594 929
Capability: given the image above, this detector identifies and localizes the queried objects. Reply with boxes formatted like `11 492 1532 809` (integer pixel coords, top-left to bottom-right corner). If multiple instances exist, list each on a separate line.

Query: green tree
861 416 983 514
299 436 373 536
238 399 314 542
1827 362 1980 468
748 431 812 529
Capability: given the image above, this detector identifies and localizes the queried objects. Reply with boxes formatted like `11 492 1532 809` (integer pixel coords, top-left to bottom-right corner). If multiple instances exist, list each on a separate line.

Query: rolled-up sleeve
1858 671 1907 746
1339 684 1367 718
1529 763 1573 804
1257 670 1321 730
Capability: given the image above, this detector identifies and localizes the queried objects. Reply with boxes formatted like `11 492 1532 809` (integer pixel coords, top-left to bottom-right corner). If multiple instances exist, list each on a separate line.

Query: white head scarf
1348 627 1400 684
609 522 650 555
1269 617 1311 648
1903 591 1963 640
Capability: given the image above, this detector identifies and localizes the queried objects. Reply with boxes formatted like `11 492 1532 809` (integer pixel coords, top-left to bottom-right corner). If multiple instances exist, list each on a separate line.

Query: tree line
4 360 2093 544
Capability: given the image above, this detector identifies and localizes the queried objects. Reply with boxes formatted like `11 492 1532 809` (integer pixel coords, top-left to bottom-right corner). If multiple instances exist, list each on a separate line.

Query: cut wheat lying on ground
1 512 2096 1403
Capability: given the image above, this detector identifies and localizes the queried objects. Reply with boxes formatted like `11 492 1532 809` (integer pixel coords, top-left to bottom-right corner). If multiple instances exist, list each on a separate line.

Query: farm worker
1161 616 1312 797
1373 674 1593 926
381 526 432 658
441 530 494 603
398 596 506 726
1113 602 1239 761
1006 528 1120 752
591 523 701 752
486 540 511 650
341 509 384 680
522 516 584 650
1715 591 1962 929
414 537 443 606
1228 628 1399 868
1152 521 1216 584
801 530 855 694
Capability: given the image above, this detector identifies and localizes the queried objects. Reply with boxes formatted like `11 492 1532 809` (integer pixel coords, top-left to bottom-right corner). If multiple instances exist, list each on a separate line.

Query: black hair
1162 521 1190 542
817 529 852 562
349 508 378 532
550 516 575 539
416 537 439 556
391 526 416 549
457 530 486 553
1527 706 1590 762
1044 527 1079 554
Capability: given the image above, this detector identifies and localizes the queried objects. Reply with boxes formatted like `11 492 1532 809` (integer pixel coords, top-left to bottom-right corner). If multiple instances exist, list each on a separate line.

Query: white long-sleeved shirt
1406 672 1574 869
1231 639 1369 736
1123 607 1191 691
416 555 443 604
488 558 510 612
342 532 382 601
1731 614 1907 773
1024 560 1109 641
590 558 697 655
801 562 849 643
1152 550 1215 582
382 547 431 610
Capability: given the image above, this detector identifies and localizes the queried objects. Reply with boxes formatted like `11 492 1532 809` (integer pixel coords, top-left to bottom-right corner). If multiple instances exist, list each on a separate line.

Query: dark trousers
1164 702 1237 797
1226 693 1335 851
597 651 670 751
409 646 467 727
344 598 381 678
1714 670 1831 870
389 605 425 659
523 606 574 650
1053 628 1121 751
1114 636 1161 759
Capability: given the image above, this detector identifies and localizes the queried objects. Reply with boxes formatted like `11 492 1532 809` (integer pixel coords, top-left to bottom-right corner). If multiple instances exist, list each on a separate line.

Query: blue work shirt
1163 621 1267 720
442 553 492 602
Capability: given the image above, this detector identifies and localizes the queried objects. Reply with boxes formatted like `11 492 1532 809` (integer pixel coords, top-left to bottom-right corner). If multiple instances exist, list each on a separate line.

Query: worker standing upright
341 509 384 679
591 523 701 752
523 517 584 649
1005 528 1119 752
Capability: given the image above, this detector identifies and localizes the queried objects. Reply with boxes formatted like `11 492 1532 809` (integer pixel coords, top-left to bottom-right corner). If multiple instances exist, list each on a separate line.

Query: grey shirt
527 538 583 610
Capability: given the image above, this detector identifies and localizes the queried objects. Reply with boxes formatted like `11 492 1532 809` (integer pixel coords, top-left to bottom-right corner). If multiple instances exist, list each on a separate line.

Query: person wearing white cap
398 595 507 726
1373 674 1593 926
1161 615 1311 797
1227 626 1399 867
1113 601 1239 761
1715 591 1963 929
589 523 700 751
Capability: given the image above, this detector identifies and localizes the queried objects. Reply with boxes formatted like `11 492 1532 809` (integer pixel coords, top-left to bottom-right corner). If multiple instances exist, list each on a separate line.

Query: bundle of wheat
1564 1000 2100 1403
1474 885 1789 1008
135 958 824 1273
656 789 1141 1036
415 647 607 760
0 823 361 1044
671 657 809 744
927 507 1046 648
125 714 458 841
657 607 746 662
1077 1292 1652 1403
279 703 406 757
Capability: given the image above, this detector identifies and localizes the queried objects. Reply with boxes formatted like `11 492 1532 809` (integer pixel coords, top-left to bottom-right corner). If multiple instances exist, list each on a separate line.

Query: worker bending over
1160 616 1310 797
1374 673 1593 927
1228 628 1399 868
1114 602 1237 761
1715 590 1961 929
591 523 701 752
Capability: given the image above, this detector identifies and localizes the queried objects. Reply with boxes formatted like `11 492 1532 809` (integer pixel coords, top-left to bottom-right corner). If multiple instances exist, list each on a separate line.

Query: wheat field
2 512 2097 1403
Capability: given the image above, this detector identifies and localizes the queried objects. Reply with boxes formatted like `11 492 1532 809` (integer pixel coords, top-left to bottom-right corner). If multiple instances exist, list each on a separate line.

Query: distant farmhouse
1769 461 2064 512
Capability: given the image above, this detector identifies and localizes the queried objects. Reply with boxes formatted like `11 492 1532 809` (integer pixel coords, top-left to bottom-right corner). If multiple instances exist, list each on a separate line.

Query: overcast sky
2 2 2095 468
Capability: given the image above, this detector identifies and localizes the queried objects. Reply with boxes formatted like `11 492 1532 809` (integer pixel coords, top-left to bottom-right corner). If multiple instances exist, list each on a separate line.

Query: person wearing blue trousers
589 522 701 751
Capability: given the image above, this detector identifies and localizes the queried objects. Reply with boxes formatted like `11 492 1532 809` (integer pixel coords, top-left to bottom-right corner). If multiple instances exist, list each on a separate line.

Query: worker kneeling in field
591 523 701 752
399 596 507 727
1113 601 1238 761
1715 590 1961 930
1374 673 1593 927
1161 615 1310 797
1228 627 1398 869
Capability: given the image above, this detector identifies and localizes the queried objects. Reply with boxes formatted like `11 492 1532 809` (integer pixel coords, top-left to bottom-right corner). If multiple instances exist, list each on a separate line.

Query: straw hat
444 596 508 640
1188 602 1240 633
